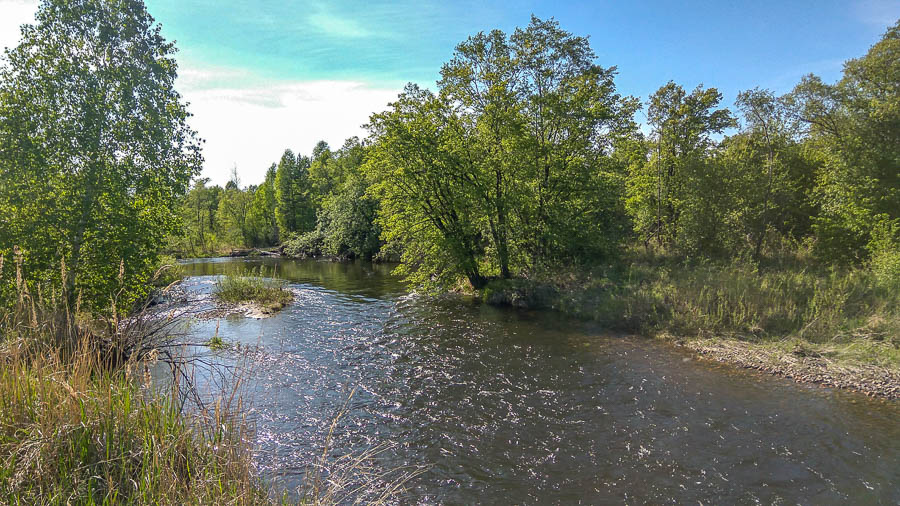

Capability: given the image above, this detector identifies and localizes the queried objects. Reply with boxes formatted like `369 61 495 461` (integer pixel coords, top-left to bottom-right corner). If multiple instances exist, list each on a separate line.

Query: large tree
370 16 638 288
366 85 488 289
0 0 202 310
274 149 314 237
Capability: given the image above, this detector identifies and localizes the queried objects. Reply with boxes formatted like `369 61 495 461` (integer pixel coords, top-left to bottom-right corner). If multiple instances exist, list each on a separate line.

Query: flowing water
171 257 899 504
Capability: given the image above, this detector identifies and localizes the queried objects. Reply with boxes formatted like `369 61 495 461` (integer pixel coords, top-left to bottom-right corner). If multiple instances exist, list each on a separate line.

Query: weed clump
214 268 293 314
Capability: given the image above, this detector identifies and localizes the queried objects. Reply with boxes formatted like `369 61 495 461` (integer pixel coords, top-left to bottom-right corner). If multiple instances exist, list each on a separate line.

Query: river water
172 257 899 504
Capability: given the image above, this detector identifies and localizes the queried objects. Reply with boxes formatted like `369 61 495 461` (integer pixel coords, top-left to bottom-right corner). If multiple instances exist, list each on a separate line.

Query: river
170 257 899 504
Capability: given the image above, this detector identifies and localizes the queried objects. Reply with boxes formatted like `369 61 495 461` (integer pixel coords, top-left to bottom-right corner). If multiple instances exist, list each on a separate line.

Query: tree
736 88 788 259
439 27 521 278
176 179 223 255
366 85 488 289
275 149 315 237
245 165 279 247
627 82 735 253
508 16 639 265
368 17 638 289
786 21 900 262
0 0 202 310
308 140 336 201
314 139 381 259
712 132 817 256
217 168 253 247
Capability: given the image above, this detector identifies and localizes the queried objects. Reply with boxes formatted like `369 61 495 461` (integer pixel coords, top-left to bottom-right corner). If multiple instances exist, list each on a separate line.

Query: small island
213 272 294 318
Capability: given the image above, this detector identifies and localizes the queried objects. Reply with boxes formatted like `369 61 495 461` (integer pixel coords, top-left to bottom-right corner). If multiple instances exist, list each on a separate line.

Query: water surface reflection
174 258 899 504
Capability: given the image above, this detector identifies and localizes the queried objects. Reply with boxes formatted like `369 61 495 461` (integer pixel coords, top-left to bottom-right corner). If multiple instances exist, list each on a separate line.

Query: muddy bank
682 338 900 400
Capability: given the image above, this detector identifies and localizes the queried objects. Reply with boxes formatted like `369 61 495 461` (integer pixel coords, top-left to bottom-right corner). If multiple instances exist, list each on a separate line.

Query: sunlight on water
168 258 900 504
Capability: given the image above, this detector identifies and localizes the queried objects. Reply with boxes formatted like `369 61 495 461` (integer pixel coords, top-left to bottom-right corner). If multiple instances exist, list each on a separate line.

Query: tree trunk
495 167 510 279
65 175 98 308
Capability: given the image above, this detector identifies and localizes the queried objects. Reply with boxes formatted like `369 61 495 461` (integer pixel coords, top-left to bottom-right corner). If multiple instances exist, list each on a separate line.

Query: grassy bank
0 256 419 504
214 271 293 314
481 249 900 395
0 338 268 504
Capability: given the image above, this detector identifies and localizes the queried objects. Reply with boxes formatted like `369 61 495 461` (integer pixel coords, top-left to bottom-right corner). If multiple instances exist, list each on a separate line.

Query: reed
0 337 270 504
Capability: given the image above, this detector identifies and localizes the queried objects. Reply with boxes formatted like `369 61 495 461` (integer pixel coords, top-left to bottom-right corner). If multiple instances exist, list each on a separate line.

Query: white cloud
0 0 400 189
179 67 401 186
0 0 37 52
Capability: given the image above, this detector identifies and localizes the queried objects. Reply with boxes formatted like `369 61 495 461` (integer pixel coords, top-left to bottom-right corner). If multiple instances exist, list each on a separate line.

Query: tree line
1 2 897 314
170 136 382 262
197 16 898 292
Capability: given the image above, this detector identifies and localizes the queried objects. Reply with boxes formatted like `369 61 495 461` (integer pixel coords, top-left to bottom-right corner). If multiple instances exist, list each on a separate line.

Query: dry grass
298 390 427 505
508 247 900 370
0 253 271 504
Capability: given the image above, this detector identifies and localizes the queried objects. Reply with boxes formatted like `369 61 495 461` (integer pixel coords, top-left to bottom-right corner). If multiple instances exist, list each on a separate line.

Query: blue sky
2 0 899 184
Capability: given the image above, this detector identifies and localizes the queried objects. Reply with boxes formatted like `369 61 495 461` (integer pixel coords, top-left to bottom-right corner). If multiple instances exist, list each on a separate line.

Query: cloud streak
305 2 399 40
308 11 374 39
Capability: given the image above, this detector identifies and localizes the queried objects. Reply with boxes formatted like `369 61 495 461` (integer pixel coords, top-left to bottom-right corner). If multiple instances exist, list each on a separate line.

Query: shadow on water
170 257 900 504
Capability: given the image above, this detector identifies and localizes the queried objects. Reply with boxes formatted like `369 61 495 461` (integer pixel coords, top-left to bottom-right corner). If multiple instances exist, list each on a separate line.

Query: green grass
207 334 230 350
214 270 293 313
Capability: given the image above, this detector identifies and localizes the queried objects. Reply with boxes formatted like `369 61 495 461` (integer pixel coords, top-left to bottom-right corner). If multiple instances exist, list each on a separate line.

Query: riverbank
479 252 900 399
167 247 282 260
0 320 271 503
681 338 900 399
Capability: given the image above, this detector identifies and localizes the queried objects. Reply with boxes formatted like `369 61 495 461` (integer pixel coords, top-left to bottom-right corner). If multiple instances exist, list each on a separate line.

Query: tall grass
0 338 268 504
0 254 272 504
502 247 900 367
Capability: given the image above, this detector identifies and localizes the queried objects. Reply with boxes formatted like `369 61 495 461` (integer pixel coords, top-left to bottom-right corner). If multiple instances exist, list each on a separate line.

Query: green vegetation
166 16 899 375
214 270 293 313
0 0 202 312
367 18 899 367
484 247 899 368
0 249 268 503
207 334 229 350
171 138 383 261
1 1 276 503
0 338 267 504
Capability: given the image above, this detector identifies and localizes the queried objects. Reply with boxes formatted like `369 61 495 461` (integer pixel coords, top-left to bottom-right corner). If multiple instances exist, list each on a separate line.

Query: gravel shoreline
681 338 900 400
